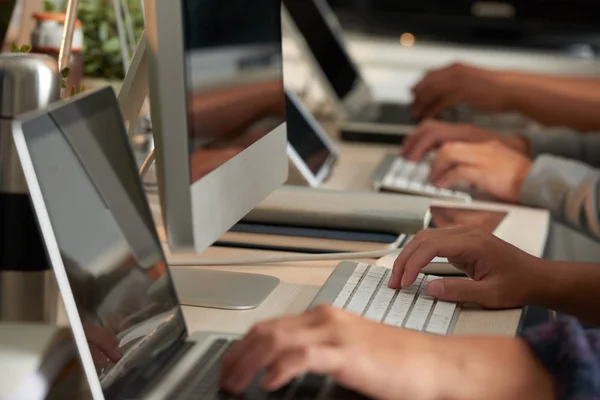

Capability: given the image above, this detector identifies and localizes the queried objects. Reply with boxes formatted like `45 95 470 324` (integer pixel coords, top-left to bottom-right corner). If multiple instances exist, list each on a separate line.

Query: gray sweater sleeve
520 155 600 240
522 128 600 167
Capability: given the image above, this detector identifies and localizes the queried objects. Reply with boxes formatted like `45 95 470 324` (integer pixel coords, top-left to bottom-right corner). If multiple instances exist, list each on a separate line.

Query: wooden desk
153 125 549 338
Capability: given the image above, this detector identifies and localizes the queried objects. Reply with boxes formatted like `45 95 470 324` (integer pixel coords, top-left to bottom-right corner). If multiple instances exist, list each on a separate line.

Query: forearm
528 261 600 326
437 336 554 400
503 83 600 131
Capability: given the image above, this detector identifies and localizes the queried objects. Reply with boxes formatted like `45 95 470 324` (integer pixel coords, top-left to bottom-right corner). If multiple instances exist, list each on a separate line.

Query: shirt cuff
521 128 580 158
521 317 600 399
519 155 595 215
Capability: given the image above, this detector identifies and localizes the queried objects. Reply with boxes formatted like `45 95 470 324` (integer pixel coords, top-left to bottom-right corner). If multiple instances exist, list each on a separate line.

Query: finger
260 347 344 392
89 345 110 368
83 325 121 362
405 125 447 161
223 311 321 373
401 121 435 159
421 94 461 119
221 315 331 392
427 278 488 305
401 233 479 286
433 166 484 190
429 142 482 182
390 234 428 288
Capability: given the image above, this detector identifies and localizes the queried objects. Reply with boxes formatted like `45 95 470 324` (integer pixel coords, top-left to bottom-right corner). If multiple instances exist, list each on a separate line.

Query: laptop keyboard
381 156 472 202
170 339 366 399
333 264 458 335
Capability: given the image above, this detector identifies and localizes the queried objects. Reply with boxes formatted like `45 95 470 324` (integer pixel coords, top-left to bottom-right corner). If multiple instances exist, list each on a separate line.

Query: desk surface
156 132 548 338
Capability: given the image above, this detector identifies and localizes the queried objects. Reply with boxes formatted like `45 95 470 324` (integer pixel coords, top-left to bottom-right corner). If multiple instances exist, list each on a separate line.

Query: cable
167 248 400 266
139 147 156 179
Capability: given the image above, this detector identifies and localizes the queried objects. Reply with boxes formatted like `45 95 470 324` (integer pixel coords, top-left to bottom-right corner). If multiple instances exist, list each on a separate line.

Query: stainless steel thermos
0 53 61 322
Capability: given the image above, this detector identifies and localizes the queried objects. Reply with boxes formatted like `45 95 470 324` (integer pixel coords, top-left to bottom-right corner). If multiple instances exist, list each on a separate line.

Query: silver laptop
282 0 465 143
12 87 370 399
285 89 338 187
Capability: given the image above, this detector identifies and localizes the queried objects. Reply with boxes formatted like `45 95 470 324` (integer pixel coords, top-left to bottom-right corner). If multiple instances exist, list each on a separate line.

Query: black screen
284 0 359 99
285 93 332 175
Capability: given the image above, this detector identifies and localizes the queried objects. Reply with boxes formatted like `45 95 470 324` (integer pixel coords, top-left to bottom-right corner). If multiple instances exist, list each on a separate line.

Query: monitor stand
169 267 280 310
122 36 280 310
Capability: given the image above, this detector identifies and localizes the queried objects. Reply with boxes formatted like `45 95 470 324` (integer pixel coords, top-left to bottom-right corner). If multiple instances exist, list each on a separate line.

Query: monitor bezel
282 0 373 118
144 0 288 253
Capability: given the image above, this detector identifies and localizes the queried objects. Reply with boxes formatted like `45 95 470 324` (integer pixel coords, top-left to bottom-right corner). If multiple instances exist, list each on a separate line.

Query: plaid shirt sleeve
521 317 600 399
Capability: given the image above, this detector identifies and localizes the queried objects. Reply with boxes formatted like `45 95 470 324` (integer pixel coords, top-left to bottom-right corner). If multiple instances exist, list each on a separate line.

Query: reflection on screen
284 0 359 99
182 0 286 183
20 90 186 395
429 207 507 232
285 93 332 175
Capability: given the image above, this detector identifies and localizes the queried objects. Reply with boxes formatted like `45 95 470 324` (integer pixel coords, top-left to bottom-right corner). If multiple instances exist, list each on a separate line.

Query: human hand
429 141 533 202
402 120 499 161
402 120 530 162
411 63 508 118
220 305 554 400
82 323 121 368
220 305 453 399
389 227 546 308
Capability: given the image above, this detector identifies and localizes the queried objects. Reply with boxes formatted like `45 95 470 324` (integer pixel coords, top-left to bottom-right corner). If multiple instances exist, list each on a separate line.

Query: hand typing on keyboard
219 303 552 400
427 141 532 203
389 227 545 309
401 120 529 162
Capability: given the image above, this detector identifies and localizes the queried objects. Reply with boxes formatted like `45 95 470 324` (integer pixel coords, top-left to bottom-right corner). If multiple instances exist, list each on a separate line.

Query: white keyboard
332 264 458 335
380 156 471 202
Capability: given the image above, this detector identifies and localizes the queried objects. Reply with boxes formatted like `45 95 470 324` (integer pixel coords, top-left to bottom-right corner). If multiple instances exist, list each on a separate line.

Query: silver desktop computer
144 0 288 309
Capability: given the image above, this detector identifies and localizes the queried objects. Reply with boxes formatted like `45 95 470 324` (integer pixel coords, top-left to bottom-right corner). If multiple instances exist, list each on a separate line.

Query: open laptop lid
282 0 372 117
285 89 337 187
12 87 187 399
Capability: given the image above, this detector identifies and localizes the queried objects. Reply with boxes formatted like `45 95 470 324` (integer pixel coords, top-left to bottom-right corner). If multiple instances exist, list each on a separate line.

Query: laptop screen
16 88 187 397
285 92 333 175
284 0 359 100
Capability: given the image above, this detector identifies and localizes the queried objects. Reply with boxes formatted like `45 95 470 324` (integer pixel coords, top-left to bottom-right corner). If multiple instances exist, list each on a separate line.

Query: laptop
12 87 375 399
285 89 338 187
282 0 465 144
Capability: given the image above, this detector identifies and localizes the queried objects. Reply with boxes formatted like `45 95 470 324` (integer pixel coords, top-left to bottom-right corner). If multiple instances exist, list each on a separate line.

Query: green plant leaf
19 44 31 53
71 86 77 97
61 67 71 78
43 0 56 12
10 43 19 52
61 80 67 89
80 84 87 93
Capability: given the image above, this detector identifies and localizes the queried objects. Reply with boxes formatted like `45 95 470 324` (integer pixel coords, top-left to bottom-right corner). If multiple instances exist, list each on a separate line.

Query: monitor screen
284 0 359 100
182 0 286 183
285 92 332 175
18 88 187 398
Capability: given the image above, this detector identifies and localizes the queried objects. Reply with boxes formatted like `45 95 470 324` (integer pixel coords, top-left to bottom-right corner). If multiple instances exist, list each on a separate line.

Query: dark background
325 0 600 54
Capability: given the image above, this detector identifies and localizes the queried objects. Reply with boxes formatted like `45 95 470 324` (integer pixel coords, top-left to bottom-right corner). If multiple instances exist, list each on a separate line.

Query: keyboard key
383 274 424 327
333 264 368 308
363 270 395 322
345 267 387 316
404 276 437 331
425 300 458 335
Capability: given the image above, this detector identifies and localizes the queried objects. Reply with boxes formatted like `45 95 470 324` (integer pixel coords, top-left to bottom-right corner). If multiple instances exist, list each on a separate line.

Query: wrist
445 337 554 400
501 135 531 155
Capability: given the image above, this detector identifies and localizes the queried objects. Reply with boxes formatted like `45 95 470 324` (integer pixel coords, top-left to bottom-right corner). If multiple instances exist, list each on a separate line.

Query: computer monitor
285 89 338 187
282 0 372 118
143 0 287 309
